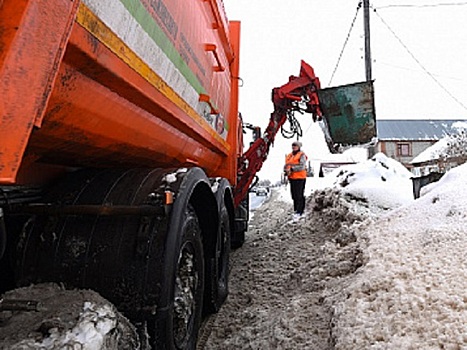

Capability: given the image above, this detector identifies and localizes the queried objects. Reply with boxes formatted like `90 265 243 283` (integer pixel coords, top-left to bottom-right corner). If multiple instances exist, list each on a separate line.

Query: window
397 143 411 157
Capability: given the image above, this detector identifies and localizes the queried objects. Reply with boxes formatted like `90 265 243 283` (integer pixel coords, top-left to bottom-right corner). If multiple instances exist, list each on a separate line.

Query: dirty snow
163 168 189 184
163 173 178 183
205 152 467 349
332 161 467 350
211 177 222 193
0 284 139 350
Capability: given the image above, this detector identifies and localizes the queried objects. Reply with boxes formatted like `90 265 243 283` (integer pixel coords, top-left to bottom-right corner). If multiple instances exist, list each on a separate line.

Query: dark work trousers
289 178 306 214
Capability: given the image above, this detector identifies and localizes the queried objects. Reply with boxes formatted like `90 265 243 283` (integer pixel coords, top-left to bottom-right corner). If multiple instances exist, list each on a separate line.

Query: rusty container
318 81 377 152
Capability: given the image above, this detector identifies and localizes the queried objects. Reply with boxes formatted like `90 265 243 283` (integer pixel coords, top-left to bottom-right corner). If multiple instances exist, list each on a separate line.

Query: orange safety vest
285 151 307 179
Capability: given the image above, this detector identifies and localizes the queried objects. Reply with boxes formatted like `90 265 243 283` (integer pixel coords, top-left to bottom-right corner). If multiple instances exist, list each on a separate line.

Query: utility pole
363 0 372 81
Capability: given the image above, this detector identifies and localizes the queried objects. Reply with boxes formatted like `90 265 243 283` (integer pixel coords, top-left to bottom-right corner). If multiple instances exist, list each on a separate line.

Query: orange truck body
0 0 241 187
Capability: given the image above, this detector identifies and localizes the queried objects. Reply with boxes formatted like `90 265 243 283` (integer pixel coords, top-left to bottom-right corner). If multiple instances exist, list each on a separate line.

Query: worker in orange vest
284 141 307 219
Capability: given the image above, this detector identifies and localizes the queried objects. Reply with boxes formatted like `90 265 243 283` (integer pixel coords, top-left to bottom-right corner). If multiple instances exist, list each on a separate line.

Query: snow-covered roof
411 137 450 164
377 119 467 141
411 128 467 165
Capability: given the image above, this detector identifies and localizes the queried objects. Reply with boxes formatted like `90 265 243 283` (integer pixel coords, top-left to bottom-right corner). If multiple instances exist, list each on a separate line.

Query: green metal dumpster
318 81 377 153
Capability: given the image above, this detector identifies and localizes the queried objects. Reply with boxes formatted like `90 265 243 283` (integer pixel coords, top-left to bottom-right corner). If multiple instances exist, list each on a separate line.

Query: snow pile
328 152 414 210
279 153 413 211
11 303 116 350
277 153 413 218
162 168 188 184
331 163 467 349
0 284 139 350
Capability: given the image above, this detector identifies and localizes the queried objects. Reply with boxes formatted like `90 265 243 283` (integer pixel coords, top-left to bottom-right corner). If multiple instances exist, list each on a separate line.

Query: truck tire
231 195 248 249
153 205 204 350
204 205 230 314
231 230 245 249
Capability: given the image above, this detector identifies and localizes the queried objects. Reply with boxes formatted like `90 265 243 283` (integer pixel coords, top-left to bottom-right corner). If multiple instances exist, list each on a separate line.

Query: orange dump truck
0 0 375 348
1 1 244 348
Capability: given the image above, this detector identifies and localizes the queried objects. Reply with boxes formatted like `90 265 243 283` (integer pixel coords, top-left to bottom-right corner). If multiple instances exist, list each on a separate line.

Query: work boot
292 213 302 221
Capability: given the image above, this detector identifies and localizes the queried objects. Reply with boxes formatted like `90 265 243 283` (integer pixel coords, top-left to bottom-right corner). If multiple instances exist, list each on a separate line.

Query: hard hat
292 141 302 147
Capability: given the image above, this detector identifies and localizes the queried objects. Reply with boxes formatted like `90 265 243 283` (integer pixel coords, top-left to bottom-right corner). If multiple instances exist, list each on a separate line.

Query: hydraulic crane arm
233 60 322 207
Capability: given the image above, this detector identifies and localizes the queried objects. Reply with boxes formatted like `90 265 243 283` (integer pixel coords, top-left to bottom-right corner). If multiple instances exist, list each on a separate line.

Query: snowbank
329 153 414 210
279 152 467 348
331 163 467 349
278 153 414 211
278 153 414 215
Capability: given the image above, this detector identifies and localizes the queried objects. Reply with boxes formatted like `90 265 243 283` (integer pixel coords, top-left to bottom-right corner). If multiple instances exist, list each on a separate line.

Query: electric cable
328 1 362 86
376 2 467 9
374 9 467 112
378 61 465 81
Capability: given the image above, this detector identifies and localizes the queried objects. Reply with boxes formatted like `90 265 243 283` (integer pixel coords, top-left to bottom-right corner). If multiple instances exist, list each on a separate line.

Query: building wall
377 140 436 168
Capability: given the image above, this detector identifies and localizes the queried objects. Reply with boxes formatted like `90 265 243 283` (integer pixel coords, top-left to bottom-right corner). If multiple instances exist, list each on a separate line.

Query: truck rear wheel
204 204 230 314
14 168 206 350
154 206 204 349
216 206 230 306
232 195 248 249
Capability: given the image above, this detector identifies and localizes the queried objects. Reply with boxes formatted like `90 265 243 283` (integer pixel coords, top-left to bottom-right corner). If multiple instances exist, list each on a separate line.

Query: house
373 119 467 169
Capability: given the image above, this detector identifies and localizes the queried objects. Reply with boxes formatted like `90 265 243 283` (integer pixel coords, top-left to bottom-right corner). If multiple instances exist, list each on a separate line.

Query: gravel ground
204 188 372 349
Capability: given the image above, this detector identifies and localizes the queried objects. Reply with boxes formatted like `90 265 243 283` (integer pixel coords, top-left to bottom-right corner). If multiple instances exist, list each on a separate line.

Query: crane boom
234 60 322 207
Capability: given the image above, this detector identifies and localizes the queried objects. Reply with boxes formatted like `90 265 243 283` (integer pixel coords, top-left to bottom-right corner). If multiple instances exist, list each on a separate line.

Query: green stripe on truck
118 0 206 95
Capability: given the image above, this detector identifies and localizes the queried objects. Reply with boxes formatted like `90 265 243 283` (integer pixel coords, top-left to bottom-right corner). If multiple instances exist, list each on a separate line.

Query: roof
377 119 467 141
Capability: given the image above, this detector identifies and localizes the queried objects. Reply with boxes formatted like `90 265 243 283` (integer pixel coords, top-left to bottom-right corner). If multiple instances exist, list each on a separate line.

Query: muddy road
203 188 368 349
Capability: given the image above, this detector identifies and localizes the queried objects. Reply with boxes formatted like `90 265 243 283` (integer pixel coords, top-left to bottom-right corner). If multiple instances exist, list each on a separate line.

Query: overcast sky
223 0 467 182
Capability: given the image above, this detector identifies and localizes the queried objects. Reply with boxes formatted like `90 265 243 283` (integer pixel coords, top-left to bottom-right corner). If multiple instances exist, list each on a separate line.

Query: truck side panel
0 0 79 184
0 0 240 185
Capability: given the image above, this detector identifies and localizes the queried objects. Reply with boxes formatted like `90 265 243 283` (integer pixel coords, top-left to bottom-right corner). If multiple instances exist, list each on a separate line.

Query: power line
328 1 362 86
376 2 467 9
378 61 467 82
374 9 467 112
